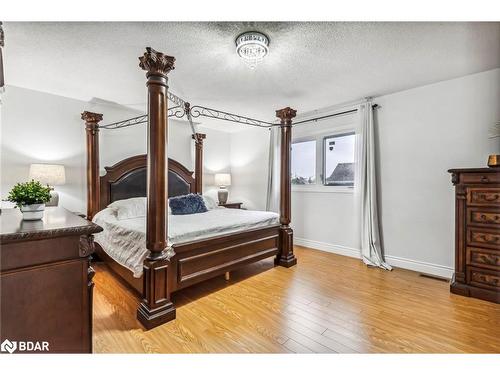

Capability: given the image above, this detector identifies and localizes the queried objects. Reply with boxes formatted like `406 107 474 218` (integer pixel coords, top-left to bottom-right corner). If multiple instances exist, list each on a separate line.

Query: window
291 140 316 185
291 129 356 191
323 133 355 186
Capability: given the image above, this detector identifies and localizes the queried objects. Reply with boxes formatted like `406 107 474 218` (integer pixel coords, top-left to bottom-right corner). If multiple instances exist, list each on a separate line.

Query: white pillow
108 197 147 220
202 195 217 210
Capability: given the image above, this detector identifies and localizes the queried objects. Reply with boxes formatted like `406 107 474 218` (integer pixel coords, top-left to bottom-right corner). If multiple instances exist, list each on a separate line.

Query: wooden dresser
0 208 102 353
448 168 500 303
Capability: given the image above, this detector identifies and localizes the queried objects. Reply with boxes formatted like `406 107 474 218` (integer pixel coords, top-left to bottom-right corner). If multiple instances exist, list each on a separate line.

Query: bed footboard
173 225 280 290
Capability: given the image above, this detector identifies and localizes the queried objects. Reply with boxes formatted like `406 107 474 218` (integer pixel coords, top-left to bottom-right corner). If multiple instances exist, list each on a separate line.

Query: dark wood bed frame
81 47 297 329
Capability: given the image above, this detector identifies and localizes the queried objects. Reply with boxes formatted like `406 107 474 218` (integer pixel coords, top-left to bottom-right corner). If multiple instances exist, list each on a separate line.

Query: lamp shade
29 164 66 186
214 173 231 187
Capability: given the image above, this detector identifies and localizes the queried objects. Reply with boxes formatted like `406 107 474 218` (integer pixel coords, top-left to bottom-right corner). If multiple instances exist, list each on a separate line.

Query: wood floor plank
283 338 314 353
92 246 500 353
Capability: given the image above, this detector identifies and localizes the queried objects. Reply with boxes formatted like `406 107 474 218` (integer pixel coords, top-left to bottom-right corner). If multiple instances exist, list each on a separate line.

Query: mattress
92 207 279 277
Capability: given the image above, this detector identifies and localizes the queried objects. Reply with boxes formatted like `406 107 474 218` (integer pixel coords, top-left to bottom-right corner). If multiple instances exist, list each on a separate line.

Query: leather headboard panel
109 168 192 203
168 170 191 198
109 167 147 203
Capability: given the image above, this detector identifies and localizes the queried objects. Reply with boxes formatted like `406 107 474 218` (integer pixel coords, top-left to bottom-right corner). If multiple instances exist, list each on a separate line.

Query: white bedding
92 207 279 277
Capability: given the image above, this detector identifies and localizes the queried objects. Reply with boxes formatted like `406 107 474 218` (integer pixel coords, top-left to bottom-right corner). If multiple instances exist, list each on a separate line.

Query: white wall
230 127 271 210
375 68 500 276
197 125 232 203
100 118 193 172
1 86 143 212
1 86 232 213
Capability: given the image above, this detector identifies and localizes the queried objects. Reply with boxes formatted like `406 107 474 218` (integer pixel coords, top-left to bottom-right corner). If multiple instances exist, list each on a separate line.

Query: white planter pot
20 203 46 221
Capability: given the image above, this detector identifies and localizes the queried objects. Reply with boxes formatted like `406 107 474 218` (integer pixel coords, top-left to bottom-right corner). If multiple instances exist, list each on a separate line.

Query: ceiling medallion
235 31 270 69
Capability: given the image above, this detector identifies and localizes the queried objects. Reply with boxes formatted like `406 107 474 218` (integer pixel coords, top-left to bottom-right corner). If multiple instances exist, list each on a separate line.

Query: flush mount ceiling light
235 31 270 69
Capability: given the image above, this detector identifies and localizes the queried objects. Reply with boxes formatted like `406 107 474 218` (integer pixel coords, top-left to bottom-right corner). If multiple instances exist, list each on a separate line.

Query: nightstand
219 202 243 209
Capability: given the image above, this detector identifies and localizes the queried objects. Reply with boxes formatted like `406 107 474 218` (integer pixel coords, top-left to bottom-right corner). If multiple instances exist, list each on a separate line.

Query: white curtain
266 127 280 213
355 100 392 270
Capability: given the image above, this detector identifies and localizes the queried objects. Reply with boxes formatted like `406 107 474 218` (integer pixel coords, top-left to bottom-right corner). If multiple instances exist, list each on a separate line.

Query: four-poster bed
82 47 297 329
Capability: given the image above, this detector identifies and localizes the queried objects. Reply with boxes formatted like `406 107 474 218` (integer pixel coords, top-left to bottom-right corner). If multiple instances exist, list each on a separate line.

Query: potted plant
7 180 52 220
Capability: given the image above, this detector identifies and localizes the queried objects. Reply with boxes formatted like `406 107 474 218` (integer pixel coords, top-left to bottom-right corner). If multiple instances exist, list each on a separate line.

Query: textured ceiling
4 22 500 131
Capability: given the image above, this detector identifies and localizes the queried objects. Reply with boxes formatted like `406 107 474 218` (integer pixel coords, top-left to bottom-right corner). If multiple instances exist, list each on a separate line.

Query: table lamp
29 164 66 206
214 173 231 205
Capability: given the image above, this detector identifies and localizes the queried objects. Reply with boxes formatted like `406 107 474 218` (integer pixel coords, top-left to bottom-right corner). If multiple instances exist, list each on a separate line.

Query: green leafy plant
7 180 52 207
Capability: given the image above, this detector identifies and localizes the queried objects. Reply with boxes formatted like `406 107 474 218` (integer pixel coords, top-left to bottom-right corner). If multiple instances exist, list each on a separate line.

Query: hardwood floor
93 246 500 353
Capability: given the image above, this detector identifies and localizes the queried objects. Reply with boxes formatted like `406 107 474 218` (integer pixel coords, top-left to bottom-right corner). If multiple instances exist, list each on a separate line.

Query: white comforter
93 207 279 277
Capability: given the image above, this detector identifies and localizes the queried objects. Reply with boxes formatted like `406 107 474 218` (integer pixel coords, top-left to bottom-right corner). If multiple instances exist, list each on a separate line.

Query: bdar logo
1 339 17 354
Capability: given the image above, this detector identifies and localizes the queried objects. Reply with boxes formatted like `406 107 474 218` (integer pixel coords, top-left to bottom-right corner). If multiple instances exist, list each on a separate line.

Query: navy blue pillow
169 193 208 215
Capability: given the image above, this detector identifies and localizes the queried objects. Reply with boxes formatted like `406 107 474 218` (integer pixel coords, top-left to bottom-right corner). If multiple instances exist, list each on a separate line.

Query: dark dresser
448 167 500 303
0 207 102 353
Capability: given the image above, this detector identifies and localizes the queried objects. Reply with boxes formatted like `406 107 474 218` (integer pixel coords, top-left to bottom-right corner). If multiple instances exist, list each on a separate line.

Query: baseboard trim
294 237 453 279
384 255 453 279
294 238 360 259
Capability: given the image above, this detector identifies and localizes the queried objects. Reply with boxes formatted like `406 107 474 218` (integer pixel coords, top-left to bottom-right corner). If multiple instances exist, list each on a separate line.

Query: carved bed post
137 47 176 329
81 111 103 220
192 132 206 194
275 107 298 267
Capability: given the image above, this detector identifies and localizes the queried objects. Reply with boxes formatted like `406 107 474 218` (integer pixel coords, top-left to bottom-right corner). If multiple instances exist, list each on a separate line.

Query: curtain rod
293 104 379 126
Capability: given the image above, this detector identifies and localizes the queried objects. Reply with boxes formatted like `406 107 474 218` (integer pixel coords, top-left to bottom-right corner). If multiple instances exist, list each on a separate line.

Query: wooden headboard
99 154 195 211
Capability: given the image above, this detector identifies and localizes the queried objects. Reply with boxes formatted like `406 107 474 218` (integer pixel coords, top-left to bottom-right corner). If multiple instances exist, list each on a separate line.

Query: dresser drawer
467 267 500 291
461 173 500 184
466 247 500 271
467 207 500 227
467 227 500 250
467 187 500 206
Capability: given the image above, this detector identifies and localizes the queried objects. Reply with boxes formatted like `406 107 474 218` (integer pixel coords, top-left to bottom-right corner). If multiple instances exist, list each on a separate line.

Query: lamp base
47 190 59 207
488 154 500 168
218 187 229 205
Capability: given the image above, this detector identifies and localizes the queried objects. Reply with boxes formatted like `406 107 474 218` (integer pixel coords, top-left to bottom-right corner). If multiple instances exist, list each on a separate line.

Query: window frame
291 129 356 194
322 131 356 187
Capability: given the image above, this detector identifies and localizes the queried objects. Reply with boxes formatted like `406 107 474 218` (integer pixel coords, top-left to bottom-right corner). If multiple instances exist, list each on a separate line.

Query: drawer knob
482 194 500 202
478 214 500 222
476 234 500 244
480 175 489 182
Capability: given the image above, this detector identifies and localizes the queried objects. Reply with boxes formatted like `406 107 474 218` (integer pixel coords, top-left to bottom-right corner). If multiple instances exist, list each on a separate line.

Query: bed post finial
276 107 297 125
82 111 103 220
275 107 297 268
137 48 176 329
139 47 175 78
